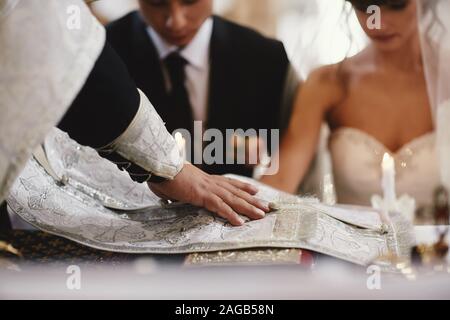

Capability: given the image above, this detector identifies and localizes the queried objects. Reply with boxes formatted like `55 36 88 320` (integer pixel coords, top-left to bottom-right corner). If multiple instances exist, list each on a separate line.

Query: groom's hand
148 163 270 226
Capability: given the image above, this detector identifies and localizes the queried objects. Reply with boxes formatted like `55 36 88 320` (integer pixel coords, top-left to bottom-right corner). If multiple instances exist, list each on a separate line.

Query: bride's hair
345 0 440 33
346 0 410 11
345 0 443 54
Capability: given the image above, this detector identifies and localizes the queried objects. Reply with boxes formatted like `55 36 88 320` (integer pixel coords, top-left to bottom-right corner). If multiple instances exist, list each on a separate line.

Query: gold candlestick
0 241 22 257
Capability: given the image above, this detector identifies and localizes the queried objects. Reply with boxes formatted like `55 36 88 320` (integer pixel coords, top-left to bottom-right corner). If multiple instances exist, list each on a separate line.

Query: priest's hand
148 163 270 226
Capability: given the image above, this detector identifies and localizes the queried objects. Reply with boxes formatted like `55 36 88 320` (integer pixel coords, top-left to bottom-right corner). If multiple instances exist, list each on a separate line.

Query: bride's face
354 0 418 52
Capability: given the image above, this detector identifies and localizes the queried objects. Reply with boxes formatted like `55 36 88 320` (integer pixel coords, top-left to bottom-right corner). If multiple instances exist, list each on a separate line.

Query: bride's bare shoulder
302 63 346 109
307 64 342 87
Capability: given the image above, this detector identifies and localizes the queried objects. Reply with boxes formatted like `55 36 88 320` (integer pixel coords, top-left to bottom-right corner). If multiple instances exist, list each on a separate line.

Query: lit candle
382 153 396 208
174 132 186 161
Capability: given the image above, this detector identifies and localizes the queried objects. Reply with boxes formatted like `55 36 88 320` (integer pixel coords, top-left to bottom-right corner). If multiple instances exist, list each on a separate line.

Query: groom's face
138 0 213 47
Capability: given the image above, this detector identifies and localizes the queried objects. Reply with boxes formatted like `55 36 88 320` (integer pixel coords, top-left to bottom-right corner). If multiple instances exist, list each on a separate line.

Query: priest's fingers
216 180 269 214
221 176 259 195
148 164 266 225
202 194 244 226
211 184 266 221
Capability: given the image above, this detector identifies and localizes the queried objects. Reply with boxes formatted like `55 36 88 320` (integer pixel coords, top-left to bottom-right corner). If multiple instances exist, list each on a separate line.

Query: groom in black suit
106 0 299 177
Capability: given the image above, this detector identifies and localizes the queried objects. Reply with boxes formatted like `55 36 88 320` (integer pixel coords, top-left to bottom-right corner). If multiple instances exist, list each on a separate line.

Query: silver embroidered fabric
7 136 414 266
44 128 161 211
106 89 184 180
0 0 105 203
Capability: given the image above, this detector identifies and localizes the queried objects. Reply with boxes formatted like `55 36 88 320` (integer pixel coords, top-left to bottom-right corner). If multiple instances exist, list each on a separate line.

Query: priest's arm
58 42 269 226
0 0 268 226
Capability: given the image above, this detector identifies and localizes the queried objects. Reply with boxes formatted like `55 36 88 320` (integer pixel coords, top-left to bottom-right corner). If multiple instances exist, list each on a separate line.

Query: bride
261 0 441 209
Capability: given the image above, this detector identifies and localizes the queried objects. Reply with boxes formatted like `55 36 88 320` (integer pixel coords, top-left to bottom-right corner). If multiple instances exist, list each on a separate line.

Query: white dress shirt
147 18 213 123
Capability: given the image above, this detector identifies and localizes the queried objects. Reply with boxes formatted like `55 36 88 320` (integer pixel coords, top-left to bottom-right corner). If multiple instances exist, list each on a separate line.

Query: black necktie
164 52 194 135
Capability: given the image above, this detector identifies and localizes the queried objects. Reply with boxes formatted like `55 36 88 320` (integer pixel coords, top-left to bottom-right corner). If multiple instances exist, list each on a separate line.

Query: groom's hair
346 0 410 11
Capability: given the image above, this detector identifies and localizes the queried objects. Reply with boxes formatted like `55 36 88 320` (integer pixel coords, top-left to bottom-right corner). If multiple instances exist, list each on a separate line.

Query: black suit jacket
107 12 292 177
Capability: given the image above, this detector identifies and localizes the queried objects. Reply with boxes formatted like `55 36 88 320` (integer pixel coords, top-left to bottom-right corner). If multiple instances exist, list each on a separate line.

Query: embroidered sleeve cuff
101 89 184 180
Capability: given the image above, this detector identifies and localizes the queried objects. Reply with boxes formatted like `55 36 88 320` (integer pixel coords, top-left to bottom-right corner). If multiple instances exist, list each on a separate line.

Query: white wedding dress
328 127 440 208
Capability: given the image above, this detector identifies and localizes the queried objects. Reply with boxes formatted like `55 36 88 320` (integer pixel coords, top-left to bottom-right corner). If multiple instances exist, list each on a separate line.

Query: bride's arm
260 66 342 193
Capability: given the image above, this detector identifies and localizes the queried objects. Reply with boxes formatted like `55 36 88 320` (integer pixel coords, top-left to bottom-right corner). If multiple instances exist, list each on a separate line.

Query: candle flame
174 132 182 141
382 153 395 171
174 132 185 152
